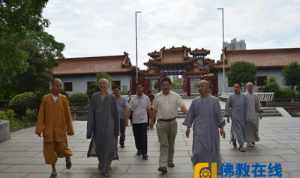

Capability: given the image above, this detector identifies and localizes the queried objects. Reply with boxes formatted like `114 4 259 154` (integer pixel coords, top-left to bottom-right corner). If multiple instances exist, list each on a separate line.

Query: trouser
119 119 126 146
156 119 177 168
43 141 72 164
132 122 148 155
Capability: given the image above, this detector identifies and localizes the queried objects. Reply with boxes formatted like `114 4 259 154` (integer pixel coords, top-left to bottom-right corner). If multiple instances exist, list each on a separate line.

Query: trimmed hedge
275 88 296 99
8 92 38 116
0 109 35 131
69 93 89 107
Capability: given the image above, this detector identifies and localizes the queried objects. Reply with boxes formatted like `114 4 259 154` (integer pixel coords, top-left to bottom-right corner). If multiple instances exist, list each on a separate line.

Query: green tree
171 78 182 89
262 77 280 93
13 32 64 94
0 1 64 99
282 62 300 91
96 72 112 83
228 62 256 86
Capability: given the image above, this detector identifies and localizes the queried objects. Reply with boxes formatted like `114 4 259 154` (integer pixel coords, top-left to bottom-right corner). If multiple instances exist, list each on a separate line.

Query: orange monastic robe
35 94 74 164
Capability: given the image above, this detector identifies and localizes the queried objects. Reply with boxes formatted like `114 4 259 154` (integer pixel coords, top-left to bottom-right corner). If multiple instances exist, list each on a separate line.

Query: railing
221 92 274 103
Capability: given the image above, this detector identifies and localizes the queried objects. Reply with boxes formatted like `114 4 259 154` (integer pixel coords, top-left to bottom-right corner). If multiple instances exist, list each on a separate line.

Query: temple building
141 46 217 96
52 52 136 94
215 48 300 95
51 46 300 96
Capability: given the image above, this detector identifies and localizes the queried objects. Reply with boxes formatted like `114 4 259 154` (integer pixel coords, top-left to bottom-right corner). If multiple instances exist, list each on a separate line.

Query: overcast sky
43 0 300 69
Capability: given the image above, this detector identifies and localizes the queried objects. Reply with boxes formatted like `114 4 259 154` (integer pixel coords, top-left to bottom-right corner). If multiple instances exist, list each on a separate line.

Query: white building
224 38 247 51
52 52 136 95
216 48 300 95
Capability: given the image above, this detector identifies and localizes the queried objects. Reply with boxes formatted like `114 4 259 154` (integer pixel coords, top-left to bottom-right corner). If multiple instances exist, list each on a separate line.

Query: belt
158 118 176 122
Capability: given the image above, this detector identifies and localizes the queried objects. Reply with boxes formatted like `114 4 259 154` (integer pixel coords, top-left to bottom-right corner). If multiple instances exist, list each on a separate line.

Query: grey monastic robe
183 95 225 166
87 93 119 172
225 93 248 146
245 93 262 143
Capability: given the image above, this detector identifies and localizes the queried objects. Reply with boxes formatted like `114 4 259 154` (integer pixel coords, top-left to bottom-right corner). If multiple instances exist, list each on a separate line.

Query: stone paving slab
0 101 300 178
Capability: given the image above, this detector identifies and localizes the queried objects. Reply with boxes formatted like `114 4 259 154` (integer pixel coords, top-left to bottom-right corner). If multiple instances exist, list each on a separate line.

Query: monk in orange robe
35 78 74 178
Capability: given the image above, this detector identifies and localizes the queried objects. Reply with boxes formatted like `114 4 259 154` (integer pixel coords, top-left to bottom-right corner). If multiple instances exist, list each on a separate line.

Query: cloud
43 0 300 69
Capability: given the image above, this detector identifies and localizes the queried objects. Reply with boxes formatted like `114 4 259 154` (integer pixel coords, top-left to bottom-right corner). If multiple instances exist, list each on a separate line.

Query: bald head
246 82 254 94
98 78 109 93
198 80 210 96
51 78 63 95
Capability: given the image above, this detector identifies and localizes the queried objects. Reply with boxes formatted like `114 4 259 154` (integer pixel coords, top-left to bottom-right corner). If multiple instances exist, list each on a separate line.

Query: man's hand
149 119 154 129
226 117 230 123
181 105 188 113
35 131 42 137
67 131 74 136
185 128 191 138
220 128 225 139
125 119 129 127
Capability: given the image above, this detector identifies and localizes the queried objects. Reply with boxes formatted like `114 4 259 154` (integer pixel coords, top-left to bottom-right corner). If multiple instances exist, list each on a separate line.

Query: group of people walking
35 77 262 177
225 82 262 152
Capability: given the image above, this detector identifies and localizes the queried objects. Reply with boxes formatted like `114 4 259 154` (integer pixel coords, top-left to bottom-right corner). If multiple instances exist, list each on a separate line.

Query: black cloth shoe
49 171 57 178
232 140 237 149
142 154 148 160
239 145 246 152
120 144 125 148
136 150 142 156
158 167 168 175
101 172 110 177
168 162 175 168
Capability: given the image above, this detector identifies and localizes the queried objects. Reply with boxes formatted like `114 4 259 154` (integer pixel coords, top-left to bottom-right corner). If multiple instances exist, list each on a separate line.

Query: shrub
262 77 280 93
275 88 296 99
0 109 35 131
69 93 89 107
9 92 38 116
22 108 37 123
228 61 256 86
283 62 300 90
87 82 99 98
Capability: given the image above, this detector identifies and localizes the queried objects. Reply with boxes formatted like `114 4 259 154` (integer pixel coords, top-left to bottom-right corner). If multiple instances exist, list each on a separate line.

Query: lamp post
135 11 142 85
217 7 225 95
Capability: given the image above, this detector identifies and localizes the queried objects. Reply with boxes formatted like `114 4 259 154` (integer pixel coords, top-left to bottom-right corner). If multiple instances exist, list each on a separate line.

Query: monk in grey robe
183 80 225 166
245 82 262 148
225 83 248 152
87 79 119 177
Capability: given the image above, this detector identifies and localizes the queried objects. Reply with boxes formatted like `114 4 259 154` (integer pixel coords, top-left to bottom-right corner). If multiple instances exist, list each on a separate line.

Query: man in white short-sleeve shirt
129 83 151 160
152 77 187 175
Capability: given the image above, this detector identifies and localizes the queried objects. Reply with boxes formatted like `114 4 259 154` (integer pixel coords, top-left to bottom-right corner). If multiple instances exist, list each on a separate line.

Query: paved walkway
0 101 300 178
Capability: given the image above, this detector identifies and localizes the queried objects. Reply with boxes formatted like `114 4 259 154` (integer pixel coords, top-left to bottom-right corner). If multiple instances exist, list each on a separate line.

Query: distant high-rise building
224 38 246 50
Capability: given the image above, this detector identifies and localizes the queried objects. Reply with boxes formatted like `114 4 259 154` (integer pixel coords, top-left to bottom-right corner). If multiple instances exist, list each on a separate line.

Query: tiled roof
52 53 135 75
222 48 300 68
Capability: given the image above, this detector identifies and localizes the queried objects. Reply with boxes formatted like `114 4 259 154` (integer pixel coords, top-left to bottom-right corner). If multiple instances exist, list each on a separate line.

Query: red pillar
182 75 191 96
187 77 191 96
143 79 150 94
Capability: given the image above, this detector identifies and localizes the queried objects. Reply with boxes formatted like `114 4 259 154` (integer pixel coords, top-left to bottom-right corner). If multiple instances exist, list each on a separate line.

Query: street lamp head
135 11 142 14
217 8 223 10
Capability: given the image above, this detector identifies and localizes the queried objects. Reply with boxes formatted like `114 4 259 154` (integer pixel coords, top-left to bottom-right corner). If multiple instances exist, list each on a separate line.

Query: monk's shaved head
198 80 210 96
246 82 254 93
99 78 109 85
99 78 109 93
51 78 63 95
246 82 254 87
199 80 209 86
51 78 62 88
